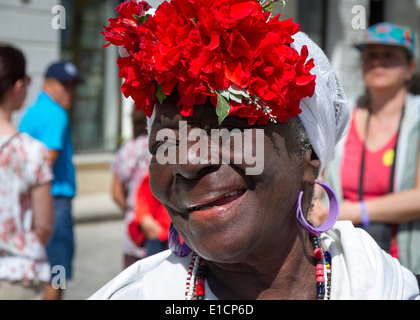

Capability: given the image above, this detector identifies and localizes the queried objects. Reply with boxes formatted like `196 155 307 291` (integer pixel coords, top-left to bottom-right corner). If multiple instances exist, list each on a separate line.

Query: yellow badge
383 149 395 167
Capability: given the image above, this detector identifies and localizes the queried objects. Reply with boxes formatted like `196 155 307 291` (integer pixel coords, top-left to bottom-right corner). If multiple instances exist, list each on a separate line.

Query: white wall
0 0 61 124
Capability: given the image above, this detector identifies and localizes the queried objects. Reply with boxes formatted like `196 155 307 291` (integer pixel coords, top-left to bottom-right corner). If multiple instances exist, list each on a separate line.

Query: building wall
0 0 62 124
328 0 370 101
385 0 420 66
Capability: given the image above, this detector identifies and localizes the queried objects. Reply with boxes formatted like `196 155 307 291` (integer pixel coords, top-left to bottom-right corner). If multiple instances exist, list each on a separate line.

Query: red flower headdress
102 0 316 125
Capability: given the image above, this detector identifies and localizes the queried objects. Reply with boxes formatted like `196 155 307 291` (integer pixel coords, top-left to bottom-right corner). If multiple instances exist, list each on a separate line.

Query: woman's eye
151 138 179 155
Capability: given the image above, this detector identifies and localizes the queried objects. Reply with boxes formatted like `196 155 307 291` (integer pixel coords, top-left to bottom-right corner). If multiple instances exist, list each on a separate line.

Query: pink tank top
340 112 398 202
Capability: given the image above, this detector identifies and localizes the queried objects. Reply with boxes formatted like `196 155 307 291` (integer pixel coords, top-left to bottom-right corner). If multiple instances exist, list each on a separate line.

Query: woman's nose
172 131 221 181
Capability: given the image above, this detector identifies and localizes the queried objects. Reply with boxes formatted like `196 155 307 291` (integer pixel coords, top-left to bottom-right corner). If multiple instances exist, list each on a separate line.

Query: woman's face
362 44 415 91
148 96 317 263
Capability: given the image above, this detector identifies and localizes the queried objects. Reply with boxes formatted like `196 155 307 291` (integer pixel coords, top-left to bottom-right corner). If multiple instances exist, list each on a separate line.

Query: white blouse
89 221 420 300
0 133 53 282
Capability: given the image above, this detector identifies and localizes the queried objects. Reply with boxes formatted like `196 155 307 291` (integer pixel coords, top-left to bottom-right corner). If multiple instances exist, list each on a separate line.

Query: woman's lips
185 188 248 234
188 189 246 213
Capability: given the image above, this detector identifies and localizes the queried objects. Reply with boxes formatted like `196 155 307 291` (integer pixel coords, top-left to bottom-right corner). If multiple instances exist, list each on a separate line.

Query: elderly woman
91 0 419 300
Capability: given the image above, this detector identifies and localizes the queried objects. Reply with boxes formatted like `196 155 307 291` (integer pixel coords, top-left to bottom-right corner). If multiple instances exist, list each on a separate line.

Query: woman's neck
0 108 11 121
204 230 316 300
368 86 407 116
0 107 17 136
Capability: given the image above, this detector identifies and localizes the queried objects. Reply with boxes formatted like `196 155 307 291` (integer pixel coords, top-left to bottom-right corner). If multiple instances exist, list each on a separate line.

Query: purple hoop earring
296 179 339 234
169 223 192 257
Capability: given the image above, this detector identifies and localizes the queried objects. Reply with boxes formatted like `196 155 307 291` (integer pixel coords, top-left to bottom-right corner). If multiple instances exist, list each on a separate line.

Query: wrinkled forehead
146 97 298 153
148 97 225 133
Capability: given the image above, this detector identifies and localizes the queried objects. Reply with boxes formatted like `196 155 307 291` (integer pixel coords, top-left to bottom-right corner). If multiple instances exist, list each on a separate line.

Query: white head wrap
292 32 350 174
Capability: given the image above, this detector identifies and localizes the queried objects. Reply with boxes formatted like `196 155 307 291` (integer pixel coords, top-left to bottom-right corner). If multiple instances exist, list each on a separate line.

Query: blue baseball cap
355 22 417 58
45 61 84 84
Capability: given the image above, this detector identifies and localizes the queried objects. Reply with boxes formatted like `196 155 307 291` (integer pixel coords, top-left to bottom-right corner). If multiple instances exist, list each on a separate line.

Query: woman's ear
12 79 24 94
299 147 321 219
406 58 417 83
302 147 321 186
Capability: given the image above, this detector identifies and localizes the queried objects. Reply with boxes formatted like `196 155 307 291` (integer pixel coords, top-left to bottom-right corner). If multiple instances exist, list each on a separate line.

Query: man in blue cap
19 61 84 300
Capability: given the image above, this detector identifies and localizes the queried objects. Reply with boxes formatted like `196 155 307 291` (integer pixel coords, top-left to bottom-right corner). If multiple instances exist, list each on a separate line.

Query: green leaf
155 84 168 104
133 14 150 25
263 5 274 12
215 91 230 125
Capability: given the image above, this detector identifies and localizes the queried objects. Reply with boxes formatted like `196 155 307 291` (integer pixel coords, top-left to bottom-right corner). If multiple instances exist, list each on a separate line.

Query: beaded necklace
185 233 332 300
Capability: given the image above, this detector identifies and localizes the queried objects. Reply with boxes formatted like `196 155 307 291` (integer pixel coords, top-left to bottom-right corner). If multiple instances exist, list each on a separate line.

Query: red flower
102 0 316 125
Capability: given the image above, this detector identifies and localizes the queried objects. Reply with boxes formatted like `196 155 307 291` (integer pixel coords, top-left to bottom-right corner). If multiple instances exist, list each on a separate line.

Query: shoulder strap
0 133 20 153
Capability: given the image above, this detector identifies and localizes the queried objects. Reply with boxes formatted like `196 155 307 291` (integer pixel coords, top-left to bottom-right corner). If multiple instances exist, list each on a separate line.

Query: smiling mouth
189 189 246 212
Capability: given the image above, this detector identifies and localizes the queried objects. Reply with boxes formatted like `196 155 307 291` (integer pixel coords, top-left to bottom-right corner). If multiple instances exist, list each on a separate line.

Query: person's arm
134 175 163 239
30 182 54 245
339 188 420 225
140 214 164 240
111 175 127 211
339 150 420 225
48 149 60 166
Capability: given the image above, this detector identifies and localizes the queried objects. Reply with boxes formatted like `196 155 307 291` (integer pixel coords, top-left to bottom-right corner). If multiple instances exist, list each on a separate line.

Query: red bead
314 248 323 259
316 264 324 270
196 279 205 286
317 276 325 283
316 270 324 277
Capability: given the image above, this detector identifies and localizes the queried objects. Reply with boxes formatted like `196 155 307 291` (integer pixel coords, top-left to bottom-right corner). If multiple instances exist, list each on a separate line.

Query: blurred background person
18 61 84 300
0 44 54 299
314 23 420 274
110 105 151 268
132 171 171 258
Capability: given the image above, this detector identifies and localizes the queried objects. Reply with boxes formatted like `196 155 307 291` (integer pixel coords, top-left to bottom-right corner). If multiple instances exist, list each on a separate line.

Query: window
369 0 385 26
61 0 121 153
274 0 328 50
296 0 328 49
